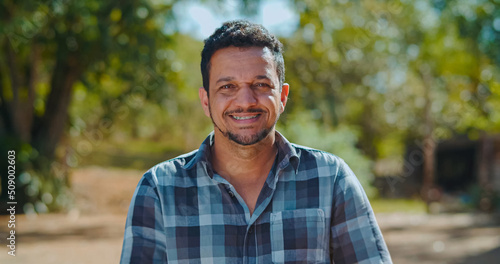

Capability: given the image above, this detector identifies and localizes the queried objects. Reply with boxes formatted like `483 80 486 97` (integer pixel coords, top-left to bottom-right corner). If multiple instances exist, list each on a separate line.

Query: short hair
201 20 285 94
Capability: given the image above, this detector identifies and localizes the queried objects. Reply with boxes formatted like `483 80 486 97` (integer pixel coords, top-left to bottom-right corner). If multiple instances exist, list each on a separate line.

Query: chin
227 128 272 146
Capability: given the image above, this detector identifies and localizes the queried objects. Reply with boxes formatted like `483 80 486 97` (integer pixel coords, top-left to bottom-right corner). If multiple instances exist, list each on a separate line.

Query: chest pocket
270 208 327 263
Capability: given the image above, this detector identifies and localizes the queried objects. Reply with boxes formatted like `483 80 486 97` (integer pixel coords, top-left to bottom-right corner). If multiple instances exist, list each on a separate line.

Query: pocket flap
271 208 325 223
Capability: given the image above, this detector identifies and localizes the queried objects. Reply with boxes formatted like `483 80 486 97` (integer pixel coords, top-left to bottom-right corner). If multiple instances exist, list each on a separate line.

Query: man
121 20 392 264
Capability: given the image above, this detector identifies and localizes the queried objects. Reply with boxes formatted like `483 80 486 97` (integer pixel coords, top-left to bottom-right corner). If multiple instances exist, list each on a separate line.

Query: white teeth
232 115 258 120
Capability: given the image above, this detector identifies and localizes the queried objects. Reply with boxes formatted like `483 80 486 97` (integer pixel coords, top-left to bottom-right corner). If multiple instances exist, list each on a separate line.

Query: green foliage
466 184 500 212
17 168 73 214
0 136 72 213
68 32 211 154
68 136 185 170
284 0 500 161
0 0 181 212
370 198 427 213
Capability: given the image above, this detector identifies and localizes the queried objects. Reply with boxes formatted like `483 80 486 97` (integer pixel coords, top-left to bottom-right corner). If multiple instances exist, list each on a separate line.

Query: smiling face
199 46 289 146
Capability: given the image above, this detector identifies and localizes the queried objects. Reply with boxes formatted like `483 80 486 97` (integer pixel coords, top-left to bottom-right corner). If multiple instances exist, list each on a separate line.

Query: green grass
71 138 185 170
370 198 427 213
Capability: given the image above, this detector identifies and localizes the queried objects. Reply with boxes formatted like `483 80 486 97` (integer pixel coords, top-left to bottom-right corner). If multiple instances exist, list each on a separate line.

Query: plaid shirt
121 132 392 264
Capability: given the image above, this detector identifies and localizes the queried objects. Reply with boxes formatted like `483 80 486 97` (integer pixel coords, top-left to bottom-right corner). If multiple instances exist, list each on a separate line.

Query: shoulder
287 143 355 183
290 144 369 202
141 149 200 186
291 143 346 169
151 149 198 172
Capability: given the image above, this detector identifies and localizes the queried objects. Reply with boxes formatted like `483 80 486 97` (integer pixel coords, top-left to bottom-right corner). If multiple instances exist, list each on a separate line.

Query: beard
227 127 271 146
209 104 278 146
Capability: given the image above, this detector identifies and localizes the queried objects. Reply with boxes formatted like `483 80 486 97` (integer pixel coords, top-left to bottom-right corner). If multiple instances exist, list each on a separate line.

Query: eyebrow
216 77 235 85
255 75 272 81
215 75 273 85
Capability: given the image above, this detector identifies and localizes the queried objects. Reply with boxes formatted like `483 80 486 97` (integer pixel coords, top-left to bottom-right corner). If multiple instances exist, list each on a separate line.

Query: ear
199 87 210 117
280 83 289 113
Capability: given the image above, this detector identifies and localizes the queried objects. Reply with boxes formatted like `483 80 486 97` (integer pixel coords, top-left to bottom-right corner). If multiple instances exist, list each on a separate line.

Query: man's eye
255 83 270 88
221 84 233 89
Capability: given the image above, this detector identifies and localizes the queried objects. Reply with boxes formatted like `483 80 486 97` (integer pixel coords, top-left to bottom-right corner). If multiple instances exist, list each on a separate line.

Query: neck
211 129 278 183
210 130 278 215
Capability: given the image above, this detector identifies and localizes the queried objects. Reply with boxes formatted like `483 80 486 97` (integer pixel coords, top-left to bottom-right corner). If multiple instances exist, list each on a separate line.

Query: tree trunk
15 43 38 141
3 38 21 135
32 52 81 160
0 43 12 136
422 131 437 202
1 38 38 140
419 66 438 205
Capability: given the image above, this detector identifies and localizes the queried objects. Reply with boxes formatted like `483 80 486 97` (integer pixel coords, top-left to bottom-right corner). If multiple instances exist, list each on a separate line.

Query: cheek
210 98 229 116
266 95 282 112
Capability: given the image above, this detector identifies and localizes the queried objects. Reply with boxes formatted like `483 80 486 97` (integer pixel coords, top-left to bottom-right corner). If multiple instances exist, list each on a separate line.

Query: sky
173 0 299 40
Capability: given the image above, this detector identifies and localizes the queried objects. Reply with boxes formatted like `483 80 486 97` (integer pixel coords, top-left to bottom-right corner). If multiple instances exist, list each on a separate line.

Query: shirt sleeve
120 171 167 263
330 159 392 264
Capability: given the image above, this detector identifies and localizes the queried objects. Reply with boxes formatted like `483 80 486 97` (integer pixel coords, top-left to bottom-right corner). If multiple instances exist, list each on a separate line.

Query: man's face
199 46 289 146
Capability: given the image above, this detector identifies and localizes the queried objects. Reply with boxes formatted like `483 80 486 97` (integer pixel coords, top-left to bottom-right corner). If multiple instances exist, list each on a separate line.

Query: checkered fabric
120 132 392 264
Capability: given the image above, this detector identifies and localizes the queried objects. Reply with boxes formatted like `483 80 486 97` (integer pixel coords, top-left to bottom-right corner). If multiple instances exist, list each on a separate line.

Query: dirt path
1 166 499 263
0 166 140 264
379 213 500 264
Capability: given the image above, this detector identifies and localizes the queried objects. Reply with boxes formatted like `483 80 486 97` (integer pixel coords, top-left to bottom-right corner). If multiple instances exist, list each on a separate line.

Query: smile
231 115 259 120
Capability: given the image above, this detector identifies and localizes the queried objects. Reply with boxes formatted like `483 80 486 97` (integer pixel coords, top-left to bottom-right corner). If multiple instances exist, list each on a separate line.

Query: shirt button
228 191 235 197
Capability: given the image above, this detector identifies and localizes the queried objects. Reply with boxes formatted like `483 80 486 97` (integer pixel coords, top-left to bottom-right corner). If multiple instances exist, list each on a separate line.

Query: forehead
212 45 273 59
210 46 276 72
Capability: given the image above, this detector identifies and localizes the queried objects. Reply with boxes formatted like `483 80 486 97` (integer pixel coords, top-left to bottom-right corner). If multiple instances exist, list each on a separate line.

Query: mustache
225 108 265 116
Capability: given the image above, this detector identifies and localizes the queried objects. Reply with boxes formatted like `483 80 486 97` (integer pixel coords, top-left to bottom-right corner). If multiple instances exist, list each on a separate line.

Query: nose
234 86 257 108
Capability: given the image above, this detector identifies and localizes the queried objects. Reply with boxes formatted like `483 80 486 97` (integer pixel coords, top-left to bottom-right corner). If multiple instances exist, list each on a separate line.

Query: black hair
200 20 285 94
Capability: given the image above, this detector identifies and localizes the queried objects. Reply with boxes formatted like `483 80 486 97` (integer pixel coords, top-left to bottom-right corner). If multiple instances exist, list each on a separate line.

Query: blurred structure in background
376 134 500 212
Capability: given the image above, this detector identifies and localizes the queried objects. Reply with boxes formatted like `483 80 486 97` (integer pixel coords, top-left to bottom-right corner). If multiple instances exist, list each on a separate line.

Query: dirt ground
1 166 499 264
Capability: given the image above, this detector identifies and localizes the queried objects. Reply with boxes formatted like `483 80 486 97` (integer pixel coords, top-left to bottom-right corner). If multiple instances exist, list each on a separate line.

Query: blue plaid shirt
121 132 392 263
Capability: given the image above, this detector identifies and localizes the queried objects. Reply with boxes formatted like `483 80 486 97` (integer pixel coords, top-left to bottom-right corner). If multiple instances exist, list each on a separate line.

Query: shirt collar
182 131 300 174
274 131 300 174
182 131 214 170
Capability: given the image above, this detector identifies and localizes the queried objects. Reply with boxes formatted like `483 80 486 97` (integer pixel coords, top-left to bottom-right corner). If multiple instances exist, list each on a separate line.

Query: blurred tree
0 0 178 211
283 0 500 202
